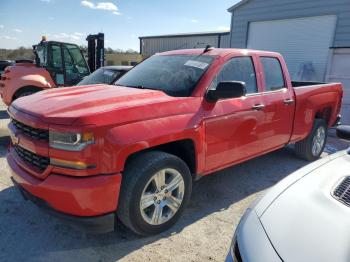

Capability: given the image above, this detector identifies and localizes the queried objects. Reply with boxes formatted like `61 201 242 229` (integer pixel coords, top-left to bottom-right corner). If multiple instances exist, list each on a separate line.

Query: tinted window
116 55 214 97
261 57 285 91
211 57 257 94
65 44 89 75
77 68 124 86
50 44 62 69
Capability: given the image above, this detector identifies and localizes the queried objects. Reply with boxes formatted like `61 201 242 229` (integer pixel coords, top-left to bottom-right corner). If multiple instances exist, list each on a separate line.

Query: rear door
204 55 266 172
259 56 295 148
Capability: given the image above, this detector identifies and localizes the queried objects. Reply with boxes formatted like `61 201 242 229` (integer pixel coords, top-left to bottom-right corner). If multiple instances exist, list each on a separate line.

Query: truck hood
259 150 350 261
11 84 201 126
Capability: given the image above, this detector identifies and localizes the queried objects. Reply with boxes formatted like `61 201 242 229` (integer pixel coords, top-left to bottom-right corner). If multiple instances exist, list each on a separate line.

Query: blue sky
0 0 238 51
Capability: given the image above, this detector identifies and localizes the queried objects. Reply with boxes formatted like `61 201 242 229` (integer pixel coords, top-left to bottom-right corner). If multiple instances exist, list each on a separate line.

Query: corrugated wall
141 34 230 57
229 0 350 48
219 34 231 48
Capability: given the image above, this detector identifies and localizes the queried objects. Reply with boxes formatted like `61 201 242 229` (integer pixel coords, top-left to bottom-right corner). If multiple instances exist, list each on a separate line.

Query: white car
226 125 350 262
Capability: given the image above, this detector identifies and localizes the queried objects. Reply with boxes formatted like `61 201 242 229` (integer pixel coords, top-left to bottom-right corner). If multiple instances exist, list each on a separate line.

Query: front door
204 56 266 172
62 44 90 86
47 43 65 86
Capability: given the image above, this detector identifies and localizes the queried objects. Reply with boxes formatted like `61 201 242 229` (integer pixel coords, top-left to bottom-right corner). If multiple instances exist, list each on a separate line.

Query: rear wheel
295 119 328 161
117 151 192 236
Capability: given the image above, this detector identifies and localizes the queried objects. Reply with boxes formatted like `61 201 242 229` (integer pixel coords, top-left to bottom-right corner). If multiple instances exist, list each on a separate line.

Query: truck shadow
0 147 320 262
0 110 9 120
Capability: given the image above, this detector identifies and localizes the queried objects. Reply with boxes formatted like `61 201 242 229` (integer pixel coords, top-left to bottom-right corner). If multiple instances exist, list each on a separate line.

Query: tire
295 119 328 161
117 151 192 236
13 87 41 101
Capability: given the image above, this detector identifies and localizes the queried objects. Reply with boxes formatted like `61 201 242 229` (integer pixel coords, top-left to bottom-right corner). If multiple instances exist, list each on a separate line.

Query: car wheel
13 87 41 101
295 119 328 161
117 151 192 236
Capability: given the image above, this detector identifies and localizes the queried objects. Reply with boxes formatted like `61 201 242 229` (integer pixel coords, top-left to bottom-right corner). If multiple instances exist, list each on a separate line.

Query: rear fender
291 90 340 142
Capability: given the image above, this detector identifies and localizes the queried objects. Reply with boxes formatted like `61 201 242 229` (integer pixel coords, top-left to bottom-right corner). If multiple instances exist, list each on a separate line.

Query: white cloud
81 1 121 15
52 32 84 41
81 0 94 8
191 19 199 23
0 36 17 40
95 2 117 11
0 25 4 29
40 0 51 2
13 28 23 33
216 26 230 31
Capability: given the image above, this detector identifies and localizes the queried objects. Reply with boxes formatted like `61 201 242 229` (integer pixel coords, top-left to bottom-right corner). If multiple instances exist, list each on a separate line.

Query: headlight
49 130 94 151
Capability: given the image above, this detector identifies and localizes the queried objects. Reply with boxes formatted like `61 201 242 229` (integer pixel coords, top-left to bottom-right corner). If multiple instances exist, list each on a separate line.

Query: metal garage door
327 48 350 124
247 16 337 81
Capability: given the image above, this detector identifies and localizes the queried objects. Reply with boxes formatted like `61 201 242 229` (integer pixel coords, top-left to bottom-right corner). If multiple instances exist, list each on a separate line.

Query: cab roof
158 48 281 58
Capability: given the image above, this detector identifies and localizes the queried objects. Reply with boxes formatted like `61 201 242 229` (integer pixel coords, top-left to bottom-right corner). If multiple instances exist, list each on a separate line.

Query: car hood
10 84 201 126
258 150 350 261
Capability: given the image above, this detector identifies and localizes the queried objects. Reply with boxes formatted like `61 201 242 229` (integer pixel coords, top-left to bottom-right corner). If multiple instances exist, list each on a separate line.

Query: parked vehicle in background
77 66 132 86
0 60 14 78
7 48 343 235
0 40 90 105
226 125 350 262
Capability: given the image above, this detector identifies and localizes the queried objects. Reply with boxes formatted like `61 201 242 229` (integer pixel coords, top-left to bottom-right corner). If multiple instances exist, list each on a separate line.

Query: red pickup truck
7 48 343 235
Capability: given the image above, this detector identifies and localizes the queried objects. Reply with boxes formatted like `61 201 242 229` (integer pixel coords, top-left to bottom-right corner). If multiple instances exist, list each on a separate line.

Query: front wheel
295 119 328 161
117 151 192 236
13 86 42 101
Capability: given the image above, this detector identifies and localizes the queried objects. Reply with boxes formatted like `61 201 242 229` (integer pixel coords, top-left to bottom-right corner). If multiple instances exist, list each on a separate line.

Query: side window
261 57 285 91
65 44 89 75
211 56 258 94
50 44 62 69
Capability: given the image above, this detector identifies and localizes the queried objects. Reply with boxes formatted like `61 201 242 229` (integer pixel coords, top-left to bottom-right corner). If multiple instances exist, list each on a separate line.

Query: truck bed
291 81 343 142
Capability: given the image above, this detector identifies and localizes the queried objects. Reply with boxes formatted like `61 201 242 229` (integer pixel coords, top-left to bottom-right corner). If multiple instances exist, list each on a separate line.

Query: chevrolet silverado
7 48 343 235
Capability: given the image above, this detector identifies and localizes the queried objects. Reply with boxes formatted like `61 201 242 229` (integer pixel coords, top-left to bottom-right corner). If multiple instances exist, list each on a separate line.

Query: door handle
252 104 265 111
284 99 294 105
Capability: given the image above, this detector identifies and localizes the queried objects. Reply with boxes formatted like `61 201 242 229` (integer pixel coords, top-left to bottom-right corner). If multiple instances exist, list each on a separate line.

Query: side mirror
337 125 350 141
206 81 246 102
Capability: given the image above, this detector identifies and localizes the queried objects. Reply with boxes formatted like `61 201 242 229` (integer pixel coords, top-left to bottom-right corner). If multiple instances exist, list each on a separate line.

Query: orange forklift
0 33 105 105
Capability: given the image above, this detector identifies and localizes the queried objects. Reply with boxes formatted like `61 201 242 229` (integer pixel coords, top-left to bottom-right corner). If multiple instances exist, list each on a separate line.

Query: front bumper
226 209 282 262
7 153 122 233
333 114 342 127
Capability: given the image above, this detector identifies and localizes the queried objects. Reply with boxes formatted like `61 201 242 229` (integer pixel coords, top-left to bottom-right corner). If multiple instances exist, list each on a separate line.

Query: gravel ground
0 100 348 262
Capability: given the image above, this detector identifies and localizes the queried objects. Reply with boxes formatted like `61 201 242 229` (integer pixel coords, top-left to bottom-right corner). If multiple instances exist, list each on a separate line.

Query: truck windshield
115 55 215 97
77 68 122 86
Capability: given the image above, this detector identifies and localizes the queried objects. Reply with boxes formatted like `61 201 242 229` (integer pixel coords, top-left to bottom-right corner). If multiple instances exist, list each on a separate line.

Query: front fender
102 113 205 173
3 69 55 104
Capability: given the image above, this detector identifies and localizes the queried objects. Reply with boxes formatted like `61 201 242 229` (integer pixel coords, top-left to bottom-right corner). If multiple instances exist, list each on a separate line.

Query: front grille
11 118 49 141
14 145 49 171
333 177 350 206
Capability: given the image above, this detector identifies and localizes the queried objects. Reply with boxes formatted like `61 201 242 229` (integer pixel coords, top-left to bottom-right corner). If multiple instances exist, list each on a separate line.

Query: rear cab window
260 57 286 91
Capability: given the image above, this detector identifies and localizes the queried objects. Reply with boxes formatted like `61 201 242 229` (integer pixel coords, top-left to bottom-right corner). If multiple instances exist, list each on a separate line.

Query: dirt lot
0 100 348 262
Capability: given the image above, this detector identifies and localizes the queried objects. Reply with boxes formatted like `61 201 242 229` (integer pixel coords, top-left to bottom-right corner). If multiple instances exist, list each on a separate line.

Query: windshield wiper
119 84 160 91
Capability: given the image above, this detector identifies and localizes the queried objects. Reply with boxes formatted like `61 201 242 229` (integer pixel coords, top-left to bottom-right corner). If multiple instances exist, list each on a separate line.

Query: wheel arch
124 139 197 178
314 106 333 126
12 85 44 101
